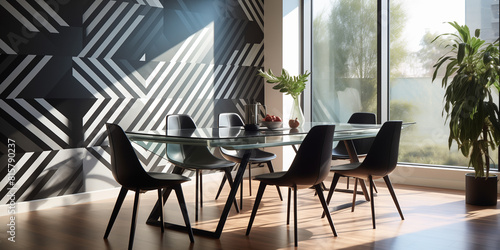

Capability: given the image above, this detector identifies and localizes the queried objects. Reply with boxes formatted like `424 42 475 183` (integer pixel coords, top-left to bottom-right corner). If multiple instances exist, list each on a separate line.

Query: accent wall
0 0 264 204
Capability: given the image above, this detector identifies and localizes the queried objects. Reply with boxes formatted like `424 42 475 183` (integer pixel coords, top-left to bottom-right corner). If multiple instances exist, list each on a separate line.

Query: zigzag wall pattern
0 0 264 203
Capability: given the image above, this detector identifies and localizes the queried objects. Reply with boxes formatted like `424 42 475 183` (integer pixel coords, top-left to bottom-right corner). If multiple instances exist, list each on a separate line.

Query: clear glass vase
289 97 305 128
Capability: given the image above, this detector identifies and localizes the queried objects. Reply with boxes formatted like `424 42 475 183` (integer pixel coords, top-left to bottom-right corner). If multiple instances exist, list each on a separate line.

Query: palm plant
432 21 500 178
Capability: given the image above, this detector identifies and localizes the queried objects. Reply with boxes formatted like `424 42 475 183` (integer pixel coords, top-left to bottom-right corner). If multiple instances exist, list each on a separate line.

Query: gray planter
465 173 498 206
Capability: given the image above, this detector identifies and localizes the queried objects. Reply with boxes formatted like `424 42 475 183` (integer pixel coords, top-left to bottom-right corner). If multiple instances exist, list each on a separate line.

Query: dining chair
332 112 376 160
215 113 283 207
323 121 404 229
246 125 337 247
103 124 194 249
165 114 239 221
332 112 377 198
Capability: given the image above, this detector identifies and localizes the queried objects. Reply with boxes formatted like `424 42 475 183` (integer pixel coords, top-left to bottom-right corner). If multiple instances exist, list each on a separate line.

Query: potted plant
258 68 310 128
432 21 500 205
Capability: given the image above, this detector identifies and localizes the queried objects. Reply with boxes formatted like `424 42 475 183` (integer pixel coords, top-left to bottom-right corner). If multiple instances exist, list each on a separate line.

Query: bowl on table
261 121 283 130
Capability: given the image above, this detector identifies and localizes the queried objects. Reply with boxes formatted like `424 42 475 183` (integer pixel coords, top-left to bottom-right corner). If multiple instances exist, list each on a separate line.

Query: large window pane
312 0 377 122
389 0 499 167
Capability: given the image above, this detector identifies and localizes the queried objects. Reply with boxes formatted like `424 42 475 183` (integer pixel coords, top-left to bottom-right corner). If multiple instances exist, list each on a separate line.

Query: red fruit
274 116 282 122
264 114 273 122
289 118 299 128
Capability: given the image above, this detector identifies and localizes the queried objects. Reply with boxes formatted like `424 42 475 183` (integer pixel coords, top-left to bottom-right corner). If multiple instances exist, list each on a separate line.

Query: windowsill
389 163 500 192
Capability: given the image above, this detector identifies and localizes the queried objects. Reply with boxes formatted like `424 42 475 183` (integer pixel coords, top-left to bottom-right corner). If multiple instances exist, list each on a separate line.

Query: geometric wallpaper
0 0 264 204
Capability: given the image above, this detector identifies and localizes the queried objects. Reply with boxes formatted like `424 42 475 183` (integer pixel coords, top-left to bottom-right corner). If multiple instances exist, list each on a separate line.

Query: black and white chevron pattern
0 0 264 203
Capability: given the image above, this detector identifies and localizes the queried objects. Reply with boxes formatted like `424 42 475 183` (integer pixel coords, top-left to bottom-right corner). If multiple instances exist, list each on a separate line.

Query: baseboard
0 188 123 216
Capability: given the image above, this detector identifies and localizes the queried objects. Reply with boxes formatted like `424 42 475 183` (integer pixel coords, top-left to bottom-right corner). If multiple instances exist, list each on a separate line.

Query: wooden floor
1 172 500 250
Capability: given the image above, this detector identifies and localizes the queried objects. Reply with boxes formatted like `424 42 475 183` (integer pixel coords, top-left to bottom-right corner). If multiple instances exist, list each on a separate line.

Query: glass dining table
125 122 410 238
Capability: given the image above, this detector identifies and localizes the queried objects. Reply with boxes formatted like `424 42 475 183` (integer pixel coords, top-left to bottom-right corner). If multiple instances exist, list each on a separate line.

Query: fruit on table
289 118 300 128
263 114 282 122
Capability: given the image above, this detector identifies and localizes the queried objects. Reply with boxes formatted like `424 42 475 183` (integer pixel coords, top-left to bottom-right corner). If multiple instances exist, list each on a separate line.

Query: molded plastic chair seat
103 124 194 249
220 147 276 163
246 125 337 247
323 121 404 229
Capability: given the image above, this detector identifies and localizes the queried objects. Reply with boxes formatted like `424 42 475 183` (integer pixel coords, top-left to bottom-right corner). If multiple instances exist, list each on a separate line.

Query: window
311 0 377 123
311 0 499 168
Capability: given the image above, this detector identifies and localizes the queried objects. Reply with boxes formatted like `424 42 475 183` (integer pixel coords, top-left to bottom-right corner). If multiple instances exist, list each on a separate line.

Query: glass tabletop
125 122 399 150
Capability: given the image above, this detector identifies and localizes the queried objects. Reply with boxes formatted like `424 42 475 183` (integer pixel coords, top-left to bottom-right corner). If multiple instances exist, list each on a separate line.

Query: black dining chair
323 121 404 229
165 114 239 221
332 112 377 199
215 113 283 206
332 112 376 160
246 125 337 247
103 124 194 249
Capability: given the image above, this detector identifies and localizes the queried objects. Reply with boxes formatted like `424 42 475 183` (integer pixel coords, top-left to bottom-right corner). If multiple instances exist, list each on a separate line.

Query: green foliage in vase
432 21 500 177
257 68 310 100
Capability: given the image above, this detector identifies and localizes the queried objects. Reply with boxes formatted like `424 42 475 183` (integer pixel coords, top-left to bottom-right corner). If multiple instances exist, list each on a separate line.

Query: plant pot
465 173 498 206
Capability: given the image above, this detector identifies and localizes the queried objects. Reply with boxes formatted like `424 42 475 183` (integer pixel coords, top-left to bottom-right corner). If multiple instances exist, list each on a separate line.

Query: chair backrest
284 125 335 187
166 114 197 130
361 121 402 177
333 112 376 155
106 123 151 189
219 113 245 127
165 114 210 164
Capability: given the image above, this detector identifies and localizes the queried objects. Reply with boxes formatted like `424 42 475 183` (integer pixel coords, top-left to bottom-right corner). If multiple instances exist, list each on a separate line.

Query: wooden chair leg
369 175 376 229
246 182 267 236
128 190 140 250
383 175 404 220
174 185 195 243
315 184 337 237
267 161 283 201
158 189 164 233
352 178 358 212
104 187 128 239
372 178 378 193
358 178 371 201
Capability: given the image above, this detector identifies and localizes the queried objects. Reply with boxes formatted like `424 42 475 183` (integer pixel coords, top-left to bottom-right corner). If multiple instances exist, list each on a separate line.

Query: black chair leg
246 182 267 235
248 164 252 196
223 167 240 213
104 187 128 239
287 187 291 225
195 170 199 221
369 175 376 229
383 175 404 220
200 170 203 207
158 189 164 233
267 161 283 201
215 175 227 200
293 185 298 247
174 185 195 243
315 184 337 237
322 173 340 218
129 190 140 250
